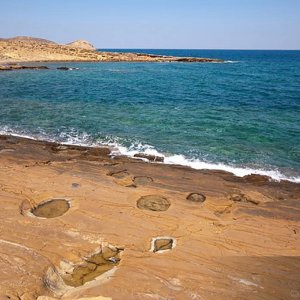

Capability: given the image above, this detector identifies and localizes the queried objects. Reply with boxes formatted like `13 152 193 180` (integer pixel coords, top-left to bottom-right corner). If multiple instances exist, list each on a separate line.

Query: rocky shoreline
0 64 81 71
0 134 299 299
0 38 223 64
0 64 49 71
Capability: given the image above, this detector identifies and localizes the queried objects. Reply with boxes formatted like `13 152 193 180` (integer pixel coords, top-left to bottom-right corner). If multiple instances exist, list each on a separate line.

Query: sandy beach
0 134 299 299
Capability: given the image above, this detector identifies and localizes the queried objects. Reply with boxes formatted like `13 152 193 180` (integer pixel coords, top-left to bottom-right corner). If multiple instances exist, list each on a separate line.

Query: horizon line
98 48 300 51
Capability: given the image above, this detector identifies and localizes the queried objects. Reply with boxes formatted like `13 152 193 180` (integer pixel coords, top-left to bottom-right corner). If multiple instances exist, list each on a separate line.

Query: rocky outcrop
0 65 82 71
67 39 96 50
0 36 224 63
0 64 49 71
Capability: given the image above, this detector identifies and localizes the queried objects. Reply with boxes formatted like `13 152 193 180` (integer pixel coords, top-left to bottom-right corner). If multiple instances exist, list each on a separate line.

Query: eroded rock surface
137 195 171 211
0 135 299 300
62 245 122 287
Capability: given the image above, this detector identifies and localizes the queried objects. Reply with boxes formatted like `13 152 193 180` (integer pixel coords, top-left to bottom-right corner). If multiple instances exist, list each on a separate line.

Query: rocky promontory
0 36 223 63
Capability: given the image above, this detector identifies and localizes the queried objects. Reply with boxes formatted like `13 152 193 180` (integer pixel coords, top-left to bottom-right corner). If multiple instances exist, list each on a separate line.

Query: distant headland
0 36 223 64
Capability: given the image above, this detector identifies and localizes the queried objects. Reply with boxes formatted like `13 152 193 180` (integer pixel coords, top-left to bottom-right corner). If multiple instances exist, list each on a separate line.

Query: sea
0 50 299 182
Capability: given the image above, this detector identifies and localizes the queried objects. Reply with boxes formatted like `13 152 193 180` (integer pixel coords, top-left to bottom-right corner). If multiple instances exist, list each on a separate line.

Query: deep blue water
0 50 300 181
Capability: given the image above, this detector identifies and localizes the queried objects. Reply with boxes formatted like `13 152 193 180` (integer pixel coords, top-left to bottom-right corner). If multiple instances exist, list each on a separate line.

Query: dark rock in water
57 67 70 70
0 67 13 71
23 65 48 69
134 153 164 162
0 65 49 71
137 195 170 211
186 193 206 203
57 66 79 70
176 57 222 63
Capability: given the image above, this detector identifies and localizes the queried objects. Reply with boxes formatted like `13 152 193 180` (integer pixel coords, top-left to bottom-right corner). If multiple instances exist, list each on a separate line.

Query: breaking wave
1 126 299 183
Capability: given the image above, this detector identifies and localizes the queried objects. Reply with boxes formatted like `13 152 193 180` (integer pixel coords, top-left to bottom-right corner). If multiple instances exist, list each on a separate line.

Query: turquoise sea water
0 50 299 182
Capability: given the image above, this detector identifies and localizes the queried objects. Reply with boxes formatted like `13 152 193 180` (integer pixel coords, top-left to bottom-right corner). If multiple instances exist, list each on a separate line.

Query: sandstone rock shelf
0 134 299 299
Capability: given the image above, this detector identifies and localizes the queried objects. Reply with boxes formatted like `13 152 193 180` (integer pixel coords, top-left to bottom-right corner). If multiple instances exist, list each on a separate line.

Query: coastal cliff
0 36 223 63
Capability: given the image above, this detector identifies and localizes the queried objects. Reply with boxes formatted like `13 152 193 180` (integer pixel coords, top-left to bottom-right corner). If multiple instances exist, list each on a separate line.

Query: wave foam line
1 127 299 183
224 60 240 63
111 143 300 183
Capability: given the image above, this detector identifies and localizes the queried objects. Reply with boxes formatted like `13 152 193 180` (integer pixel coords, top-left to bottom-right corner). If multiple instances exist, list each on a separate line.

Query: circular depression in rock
133 176 153 185
109 170 130 179
137 195 170 211
186 193 206 203
31 199 70 218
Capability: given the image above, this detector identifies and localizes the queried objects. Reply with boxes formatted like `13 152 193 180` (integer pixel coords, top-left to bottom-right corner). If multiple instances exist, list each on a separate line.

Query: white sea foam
224 60 240 63
1 126 299 183
0 126 43 141
110 142 300 183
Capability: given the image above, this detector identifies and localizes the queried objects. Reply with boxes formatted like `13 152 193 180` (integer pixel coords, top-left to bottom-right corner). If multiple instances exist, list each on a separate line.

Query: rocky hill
67 39 96 50
2 36 57 44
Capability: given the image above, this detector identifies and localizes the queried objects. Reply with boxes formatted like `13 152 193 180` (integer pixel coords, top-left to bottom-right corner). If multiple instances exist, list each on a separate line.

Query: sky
1 0 300 49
